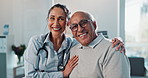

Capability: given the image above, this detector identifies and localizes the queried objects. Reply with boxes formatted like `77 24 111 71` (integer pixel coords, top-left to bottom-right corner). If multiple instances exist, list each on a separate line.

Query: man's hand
63 55 79 77
112 38 125 53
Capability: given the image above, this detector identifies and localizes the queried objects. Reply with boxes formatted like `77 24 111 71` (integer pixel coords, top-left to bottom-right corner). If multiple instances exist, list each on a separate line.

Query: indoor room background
0 0 148 78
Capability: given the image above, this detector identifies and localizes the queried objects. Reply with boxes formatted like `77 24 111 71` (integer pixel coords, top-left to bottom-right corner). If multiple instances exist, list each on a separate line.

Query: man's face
70 12 97 46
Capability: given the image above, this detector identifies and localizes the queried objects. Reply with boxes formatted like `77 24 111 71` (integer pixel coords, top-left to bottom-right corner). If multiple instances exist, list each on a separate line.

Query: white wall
119 0 125 41
0 0 52 45
54 0 125 39
21 0 51 45
0 0 13 36
0 0 125 45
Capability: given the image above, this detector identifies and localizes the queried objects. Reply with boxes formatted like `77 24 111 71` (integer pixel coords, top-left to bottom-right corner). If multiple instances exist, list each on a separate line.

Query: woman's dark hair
47 4 70 20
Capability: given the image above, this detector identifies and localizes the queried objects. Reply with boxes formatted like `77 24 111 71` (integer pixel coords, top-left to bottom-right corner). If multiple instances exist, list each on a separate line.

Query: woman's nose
54 20 59 26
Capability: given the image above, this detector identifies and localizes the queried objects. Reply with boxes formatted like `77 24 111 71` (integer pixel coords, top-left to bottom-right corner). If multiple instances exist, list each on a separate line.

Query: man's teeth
79 33 87 37
53 28 60 30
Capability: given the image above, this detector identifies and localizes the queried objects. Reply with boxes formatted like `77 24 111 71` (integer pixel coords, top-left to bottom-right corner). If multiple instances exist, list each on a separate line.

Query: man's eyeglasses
69 19 91 32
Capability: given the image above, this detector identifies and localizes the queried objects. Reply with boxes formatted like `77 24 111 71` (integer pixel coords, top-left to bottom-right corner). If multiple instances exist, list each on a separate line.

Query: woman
24 4 125 78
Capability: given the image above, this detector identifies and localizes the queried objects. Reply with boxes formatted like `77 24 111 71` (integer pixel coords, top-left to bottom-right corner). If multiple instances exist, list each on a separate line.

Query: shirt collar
44 33 50 43
43 32 67 53
79 33 104 49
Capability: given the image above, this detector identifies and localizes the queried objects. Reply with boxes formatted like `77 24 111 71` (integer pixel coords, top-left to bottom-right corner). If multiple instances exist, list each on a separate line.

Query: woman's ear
67 20 70 26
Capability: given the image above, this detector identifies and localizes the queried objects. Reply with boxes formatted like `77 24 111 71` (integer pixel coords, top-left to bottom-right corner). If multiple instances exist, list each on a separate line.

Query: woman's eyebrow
59 16 65 18
49 15 55 17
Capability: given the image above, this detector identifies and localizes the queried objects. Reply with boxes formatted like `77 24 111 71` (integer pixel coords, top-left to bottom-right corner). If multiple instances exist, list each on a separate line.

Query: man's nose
77 24 84 32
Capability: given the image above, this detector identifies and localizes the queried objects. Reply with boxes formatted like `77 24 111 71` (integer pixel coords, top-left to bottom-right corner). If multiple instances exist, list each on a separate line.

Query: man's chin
79 40 90 46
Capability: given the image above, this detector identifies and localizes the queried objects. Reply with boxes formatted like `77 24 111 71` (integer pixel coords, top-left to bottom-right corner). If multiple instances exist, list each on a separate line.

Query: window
125 0 148 69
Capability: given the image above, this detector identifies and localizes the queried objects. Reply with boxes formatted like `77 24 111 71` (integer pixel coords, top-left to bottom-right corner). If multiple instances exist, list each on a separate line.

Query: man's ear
93 21 97 30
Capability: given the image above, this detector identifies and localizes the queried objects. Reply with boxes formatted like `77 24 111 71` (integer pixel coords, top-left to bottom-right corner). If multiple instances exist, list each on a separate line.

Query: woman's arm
62 55 79 77
24 36 63 78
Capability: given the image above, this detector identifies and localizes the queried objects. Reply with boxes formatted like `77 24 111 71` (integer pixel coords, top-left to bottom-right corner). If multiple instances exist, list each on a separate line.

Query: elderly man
69 11 130 78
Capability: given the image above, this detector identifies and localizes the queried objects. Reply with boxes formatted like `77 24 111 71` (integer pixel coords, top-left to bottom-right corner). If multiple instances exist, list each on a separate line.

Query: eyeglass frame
69 19 92 32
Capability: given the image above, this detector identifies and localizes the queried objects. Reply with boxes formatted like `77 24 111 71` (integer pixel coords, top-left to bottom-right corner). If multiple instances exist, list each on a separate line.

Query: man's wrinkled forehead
70 11 90 23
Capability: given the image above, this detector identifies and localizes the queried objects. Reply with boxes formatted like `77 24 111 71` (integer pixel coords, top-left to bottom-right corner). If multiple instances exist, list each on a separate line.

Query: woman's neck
50 33 64 52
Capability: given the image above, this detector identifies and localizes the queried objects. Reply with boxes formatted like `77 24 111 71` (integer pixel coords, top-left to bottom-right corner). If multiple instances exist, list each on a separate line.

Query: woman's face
48 7 67 36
